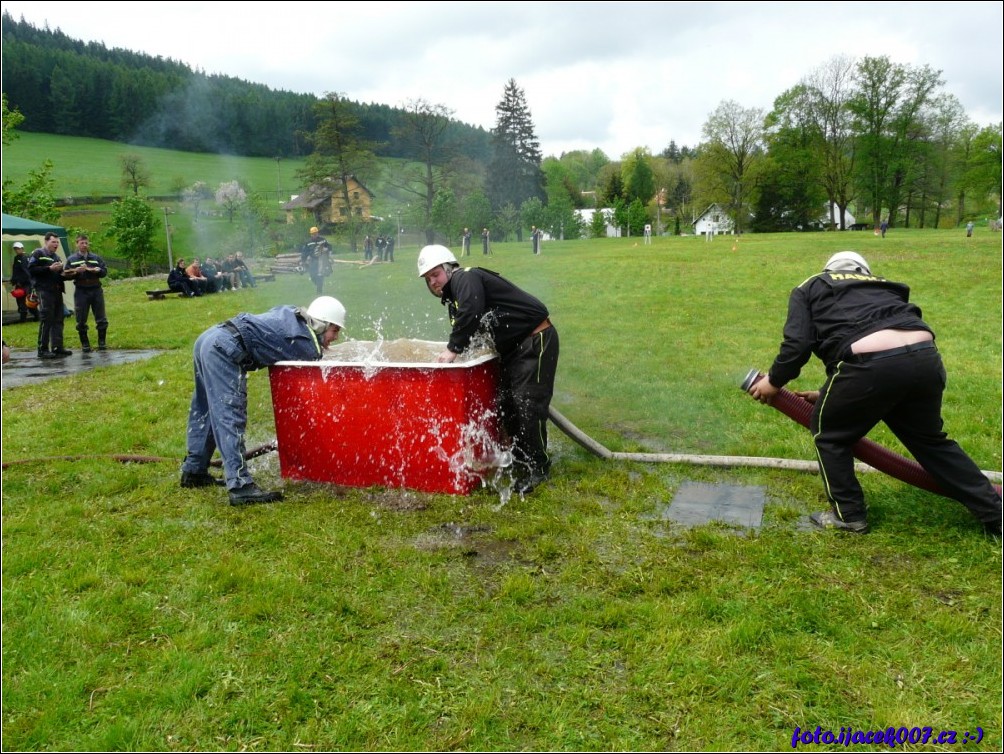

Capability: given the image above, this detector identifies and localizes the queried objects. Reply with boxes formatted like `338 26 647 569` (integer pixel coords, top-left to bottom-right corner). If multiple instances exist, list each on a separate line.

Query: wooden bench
146 289 186 300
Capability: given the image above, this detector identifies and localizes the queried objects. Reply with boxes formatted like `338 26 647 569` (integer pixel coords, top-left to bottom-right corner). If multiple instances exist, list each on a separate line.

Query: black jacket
768 270 933 388
11 253 32 287
440 267 549 355
65 251 108 288
26 247 66 292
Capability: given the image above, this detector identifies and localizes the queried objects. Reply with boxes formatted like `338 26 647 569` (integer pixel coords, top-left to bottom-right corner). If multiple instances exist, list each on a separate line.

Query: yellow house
281 175 376 226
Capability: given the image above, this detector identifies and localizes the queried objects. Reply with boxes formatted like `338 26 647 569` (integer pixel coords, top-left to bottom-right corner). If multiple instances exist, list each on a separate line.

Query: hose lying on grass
0 441 278 470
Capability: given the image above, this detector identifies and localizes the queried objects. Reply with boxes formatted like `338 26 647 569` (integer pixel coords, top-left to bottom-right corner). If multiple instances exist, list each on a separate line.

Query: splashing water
278 338 511 504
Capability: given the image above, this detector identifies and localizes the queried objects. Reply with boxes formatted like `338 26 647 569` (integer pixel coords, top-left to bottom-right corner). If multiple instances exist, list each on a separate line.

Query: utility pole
163 207 174 269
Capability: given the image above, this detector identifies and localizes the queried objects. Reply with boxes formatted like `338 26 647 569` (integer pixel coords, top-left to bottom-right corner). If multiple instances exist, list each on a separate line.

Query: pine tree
487 79 545 225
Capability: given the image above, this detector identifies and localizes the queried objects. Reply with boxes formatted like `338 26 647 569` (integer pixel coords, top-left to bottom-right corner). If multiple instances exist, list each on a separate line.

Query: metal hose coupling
740 368 762 393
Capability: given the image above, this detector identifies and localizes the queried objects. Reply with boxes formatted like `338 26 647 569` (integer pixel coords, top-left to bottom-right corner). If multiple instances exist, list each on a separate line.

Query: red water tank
269 343 502 495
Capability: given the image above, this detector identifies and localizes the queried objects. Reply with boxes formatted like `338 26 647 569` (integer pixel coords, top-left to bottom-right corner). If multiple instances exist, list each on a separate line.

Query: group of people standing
10 232 109 358
460 227 493 256
362 233 396 264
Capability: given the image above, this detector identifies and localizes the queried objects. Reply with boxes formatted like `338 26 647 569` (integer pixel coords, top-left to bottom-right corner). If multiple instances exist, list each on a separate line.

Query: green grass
2 229 1001 751
2 132 306 199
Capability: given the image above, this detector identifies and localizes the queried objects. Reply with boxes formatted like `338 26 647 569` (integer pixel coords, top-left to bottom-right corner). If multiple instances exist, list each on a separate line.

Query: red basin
269 340 501 494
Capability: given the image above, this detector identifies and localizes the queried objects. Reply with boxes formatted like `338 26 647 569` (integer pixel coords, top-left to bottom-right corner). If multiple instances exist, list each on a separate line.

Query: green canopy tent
2 213 73 320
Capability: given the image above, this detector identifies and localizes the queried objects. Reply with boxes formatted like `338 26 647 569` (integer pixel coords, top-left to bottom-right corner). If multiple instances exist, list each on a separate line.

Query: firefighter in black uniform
26 232 71 359
748 251 1002 536
64 233 109 352
417 244 559 495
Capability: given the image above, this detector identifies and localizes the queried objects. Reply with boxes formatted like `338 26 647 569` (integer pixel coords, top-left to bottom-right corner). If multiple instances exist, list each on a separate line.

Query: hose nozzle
740 368 763 393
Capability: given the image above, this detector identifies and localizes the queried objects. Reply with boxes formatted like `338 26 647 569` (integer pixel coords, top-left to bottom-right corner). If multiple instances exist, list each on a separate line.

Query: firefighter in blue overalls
180 296 347 505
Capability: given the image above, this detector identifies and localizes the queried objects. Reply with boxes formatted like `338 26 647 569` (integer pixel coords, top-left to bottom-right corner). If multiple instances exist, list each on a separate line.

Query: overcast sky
3 1 1002 158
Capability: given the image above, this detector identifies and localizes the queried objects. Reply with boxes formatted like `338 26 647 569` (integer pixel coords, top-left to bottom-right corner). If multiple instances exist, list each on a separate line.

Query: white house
575 208 620 238
692 204 735 235
818 201 856 230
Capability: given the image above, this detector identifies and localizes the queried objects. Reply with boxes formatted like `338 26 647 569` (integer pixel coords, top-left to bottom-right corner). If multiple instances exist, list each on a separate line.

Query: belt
849 340 936 363
531 318 552 337
221 321 257 370
221 320 246 348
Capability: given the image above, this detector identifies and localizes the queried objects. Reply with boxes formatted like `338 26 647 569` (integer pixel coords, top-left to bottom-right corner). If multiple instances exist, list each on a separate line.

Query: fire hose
0 441 278 470
737 369 1003 498
547 381 1003 490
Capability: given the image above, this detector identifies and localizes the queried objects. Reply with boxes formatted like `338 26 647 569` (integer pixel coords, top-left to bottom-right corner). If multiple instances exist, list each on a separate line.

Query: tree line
0 12 491 163
3 9 999 243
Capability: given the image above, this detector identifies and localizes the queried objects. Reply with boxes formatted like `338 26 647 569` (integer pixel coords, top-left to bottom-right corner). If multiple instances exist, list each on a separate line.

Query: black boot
97 328 107 351
80 334 92 354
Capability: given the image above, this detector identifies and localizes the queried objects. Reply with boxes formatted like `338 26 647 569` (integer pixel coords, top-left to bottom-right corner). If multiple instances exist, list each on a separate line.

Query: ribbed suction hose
740 369 1003 498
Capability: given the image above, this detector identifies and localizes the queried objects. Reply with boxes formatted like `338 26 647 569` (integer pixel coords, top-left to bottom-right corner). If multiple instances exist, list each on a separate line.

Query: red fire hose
741 369 1003 499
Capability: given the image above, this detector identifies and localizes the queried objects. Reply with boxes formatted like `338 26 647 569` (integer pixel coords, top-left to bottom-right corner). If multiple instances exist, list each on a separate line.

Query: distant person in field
966 221 974 238
481 227 491 255
300 226 332 294
462 227 472 257
747 250 1002 537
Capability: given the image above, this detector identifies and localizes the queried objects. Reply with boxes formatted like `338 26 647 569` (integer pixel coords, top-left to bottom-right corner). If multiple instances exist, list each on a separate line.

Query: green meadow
2 221 1001 749
2 132 307 198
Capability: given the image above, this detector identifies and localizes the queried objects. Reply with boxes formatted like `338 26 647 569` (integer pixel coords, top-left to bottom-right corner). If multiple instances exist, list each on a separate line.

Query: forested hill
1 12 491 163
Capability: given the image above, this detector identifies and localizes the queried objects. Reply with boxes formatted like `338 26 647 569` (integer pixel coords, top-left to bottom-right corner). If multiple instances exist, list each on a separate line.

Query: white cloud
3 0 1001 158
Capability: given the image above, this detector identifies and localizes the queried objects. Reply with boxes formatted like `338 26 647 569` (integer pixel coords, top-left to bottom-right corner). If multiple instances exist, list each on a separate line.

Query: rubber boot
80 333 92 354
97 328 108 351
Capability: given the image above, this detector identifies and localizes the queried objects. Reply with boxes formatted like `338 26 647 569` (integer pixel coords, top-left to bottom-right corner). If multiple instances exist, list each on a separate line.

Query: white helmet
824 251 871 275
306 296 346 328
417 244 458 277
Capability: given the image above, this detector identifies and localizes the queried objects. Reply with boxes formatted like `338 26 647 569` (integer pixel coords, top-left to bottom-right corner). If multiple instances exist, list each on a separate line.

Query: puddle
647 482 766 530
412 522 519 569
2 348 165 390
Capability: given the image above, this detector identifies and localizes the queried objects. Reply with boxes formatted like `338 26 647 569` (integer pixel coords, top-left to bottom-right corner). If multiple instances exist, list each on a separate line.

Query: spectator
966 221 975 238
9 241 37 323
185 257 211 295
202 257 228 292
168 258 200 297
26 232 71 359
180 296 347 505
234 252 257 288
64 233 109 352
417 244 559 495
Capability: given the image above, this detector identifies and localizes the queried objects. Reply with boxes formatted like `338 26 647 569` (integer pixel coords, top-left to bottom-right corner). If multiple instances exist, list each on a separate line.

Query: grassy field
2 132 309 199
2 227 1000 751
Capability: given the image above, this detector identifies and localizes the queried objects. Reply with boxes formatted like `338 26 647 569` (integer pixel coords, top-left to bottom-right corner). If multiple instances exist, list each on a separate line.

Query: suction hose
739 369 1003 498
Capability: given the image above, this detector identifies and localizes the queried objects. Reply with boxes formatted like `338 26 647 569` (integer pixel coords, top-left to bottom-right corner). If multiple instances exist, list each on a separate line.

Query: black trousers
36 288 65 352
499 326 559 476
812 346 1001 528
73 285 108 342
